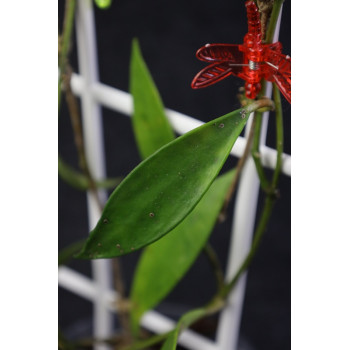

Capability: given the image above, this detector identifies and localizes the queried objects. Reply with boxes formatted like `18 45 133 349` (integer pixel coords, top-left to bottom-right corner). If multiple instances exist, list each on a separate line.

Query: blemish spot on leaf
131 247 135 251
149 212 155 218
240 110 247 119
103 218 109 224
219 123 225 128
116 244 121 248
98 243 102 247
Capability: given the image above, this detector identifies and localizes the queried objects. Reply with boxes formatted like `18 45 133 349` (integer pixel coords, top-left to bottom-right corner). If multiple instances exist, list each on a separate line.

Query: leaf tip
131 37 141 54
73 246 89 260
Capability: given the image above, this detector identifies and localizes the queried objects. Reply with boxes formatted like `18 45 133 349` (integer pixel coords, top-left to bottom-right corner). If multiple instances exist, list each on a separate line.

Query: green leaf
75 107 250 260
161 330 177 350
130 38 175 159
58 155 89 190
94 0 112 9
58 240 85 266
129 170 235 333
58 155 122 191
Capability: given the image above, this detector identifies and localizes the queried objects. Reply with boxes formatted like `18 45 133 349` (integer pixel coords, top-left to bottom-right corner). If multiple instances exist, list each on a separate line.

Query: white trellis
58 1 290 349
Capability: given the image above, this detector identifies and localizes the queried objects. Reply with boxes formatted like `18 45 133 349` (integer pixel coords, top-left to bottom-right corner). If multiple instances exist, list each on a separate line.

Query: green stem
112 258 132 339
220 86 284 301
245 96 274 114
251 109 270 191
265 0 285 44
203 243 225 290
251 85 284 194
58 0 76 115
251 81 271 191
63 68 105 211
220 191 276 299
160 295 225 349
121 332 172 350
239 100 275 193
271 83 284 188
218 114 256 222
251 0 284 190
123 296 225 350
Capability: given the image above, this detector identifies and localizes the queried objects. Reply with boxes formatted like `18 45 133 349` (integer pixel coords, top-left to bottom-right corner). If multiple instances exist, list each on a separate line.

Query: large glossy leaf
130 169 235 332
130 38 175 159
75 107 249 259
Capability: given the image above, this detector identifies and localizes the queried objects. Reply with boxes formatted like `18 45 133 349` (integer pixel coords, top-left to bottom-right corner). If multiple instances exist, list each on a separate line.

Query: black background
58 0 291 349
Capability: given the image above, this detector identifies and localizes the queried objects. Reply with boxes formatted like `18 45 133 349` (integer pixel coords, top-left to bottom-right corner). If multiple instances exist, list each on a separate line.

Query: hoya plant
59 0 290 349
